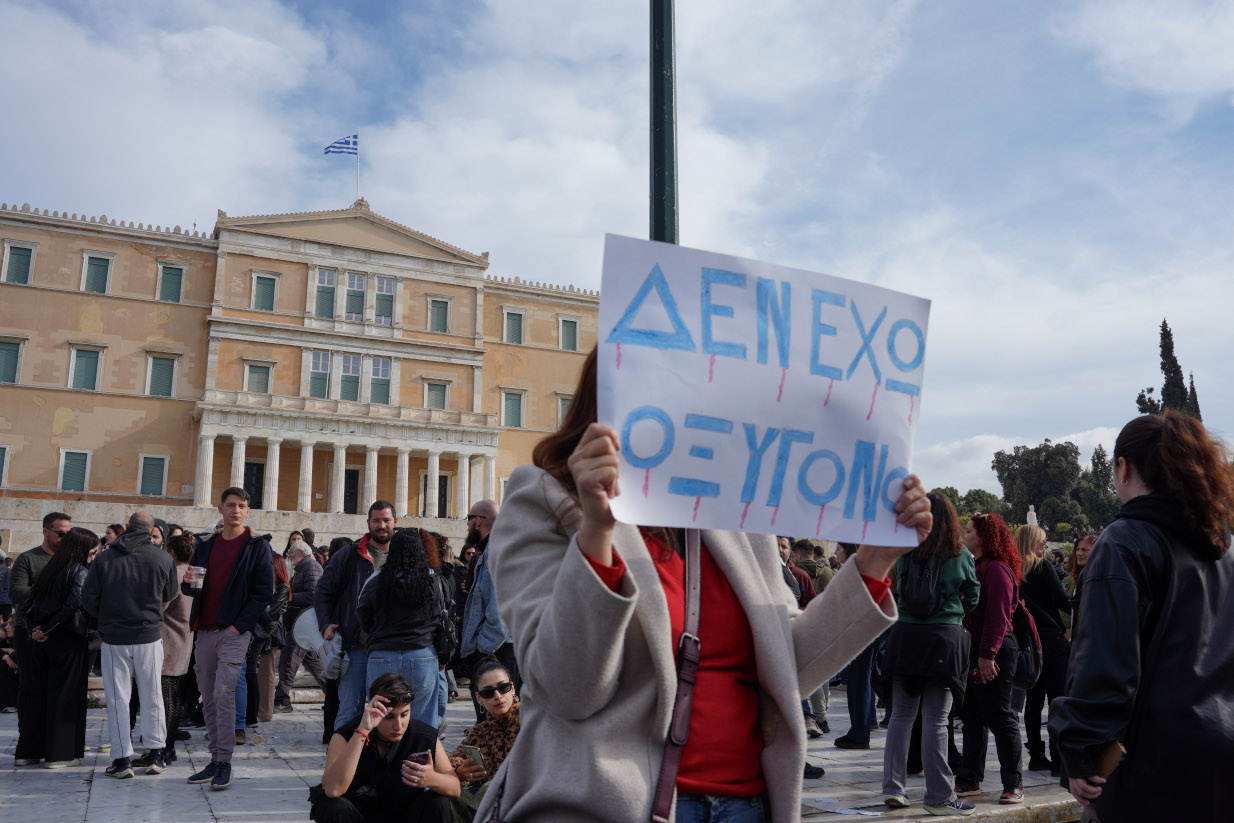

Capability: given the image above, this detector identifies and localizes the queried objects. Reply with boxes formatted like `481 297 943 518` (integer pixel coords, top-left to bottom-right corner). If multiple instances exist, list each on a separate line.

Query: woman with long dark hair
448 656 521 822
955 512 1024 804
1014 524 1070 774
358 528 445 729
474 347 933 823
1051 412 1234 822
881 493 980 815
25 526 94 766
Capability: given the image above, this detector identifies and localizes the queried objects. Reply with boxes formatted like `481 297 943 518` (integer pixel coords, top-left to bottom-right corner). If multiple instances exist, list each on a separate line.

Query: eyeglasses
477 681 514 700
466 514 487 522
49 530 70 538
379 691 415 707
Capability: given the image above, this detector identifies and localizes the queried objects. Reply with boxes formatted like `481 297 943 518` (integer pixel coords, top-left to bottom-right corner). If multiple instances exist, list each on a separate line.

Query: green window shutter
309 371 328 399
247 365 270 393
426 383 446 409
140 456 165 496
84 257 109 294
72 350 99 390
370 377 390 405
6 247 31 284
340 374 360 402
562 320 578 351
315 286 335 318
148 357 174 397
254 277 276 311
430 300 448 332
560 396 571 421
505 312 523 344
61 452 88 491
346 289 364 317
0 446 6 484
159 267 183 302
0 341 18 383
375 293 393 323
503 393 522 427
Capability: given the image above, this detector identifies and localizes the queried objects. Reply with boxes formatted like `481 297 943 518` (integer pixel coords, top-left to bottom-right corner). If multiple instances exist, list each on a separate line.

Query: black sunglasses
378 691 415 707
477 681 514 700
466 514 487 522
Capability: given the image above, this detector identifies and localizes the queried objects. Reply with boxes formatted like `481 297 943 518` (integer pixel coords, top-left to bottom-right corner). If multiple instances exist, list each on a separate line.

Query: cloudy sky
4 0 1231 494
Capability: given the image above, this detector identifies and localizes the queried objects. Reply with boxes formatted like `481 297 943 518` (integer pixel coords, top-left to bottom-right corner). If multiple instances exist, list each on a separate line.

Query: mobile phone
407 750 432 767
460 745 485 771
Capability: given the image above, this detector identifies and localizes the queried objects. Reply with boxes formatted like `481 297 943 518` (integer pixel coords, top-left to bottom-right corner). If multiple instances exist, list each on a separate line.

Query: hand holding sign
568 422 622 566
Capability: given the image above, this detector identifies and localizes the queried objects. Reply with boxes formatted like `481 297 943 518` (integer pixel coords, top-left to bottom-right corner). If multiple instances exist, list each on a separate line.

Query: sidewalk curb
803 799 1082 822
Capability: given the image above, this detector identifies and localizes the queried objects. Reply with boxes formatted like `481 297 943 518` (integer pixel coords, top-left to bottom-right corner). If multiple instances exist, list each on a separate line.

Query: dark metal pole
650 0 678 245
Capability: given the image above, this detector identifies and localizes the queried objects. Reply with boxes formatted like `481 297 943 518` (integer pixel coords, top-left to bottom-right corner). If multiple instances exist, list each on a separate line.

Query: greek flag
324 134 358 156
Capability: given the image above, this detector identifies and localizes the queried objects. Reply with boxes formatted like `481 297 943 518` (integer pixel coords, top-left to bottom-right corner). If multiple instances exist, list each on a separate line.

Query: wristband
355 729 370 746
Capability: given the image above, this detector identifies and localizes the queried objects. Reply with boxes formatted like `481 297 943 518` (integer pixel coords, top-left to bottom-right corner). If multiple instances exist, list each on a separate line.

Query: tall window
0 445 7 487
4 241 34 284
246 364 271 393
147 356 176 397
158 264 183 303
83 255 111 294
253 274 277 311
309 351 330 398
315 270 337 318
71 348 101 391
345 273 365 322
559 395 572 425
426 381 447 410
371 358 391 404
0 340 19 383
60 450 90 492
375 277 395 326
429 298 449 333
138 455 168 496
560 318 579 351
504 309 524 344
340 354 361 401
502 391 524 428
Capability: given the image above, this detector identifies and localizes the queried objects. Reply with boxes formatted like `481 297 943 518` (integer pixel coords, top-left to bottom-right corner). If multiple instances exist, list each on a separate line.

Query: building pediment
214 199 488 268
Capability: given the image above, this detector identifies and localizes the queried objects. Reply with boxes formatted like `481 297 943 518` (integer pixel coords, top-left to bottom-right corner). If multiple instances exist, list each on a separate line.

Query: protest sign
596 235 931 547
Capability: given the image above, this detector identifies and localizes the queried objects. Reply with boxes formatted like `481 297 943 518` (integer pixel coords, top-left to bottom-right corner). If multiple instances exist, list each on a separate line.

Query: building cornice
484 274 600 305
1 202 217 251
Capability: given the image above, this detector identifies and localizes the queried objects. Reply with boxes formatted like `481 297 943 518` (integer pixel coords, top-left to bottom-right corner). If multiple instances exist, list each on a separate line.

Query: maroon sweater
964 557 1018 660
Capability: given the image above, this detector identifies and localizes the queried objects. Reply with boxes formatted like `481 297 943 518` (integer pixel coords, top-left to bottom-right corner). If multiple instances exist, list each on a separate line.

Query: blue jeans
365 646 439 728
676 794 766 823
436 669 448 723
334 647 370 731
235 666 246 730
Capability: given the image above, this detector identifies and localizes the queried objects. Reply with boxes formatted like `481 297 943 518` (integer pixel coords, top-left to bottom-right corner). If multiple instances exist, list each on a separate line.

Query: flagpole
356 131 360 202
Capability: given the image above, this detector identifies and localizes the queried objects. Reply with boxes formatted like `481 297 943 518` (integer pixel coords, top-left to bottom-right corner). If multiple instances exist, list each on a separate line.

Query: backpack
1011 598 1044 690
898 550 946 619
431 567 458 667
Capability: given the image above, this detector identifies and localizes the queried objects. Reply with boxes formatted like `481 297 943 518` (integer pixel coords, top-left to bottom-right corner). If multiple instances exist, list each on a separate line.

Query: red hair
972 512 1021 581
271 550 291 600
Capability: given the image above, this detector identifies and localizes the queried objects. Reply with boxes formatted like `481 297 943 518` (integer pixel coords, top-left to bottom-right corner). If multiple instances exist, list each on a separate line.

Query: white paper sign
597 235 930 547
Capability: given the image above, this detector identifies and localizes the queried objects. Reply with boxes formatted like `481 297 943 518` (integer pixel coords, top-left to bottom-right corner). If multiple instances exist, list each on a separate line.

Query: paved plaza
0 684 1079 822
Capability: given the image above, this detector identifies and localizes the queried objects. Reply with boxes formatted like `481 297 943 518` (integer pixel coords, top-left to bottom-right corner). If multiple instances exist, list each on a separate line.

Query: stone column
330 444 347 514
364 446 379 510
426 450 441 519
456 454 471 514
483 455 496 500
194 434 216 506
263 438 282 511
230 436 248 490
395 448 410 520
298 441 315 512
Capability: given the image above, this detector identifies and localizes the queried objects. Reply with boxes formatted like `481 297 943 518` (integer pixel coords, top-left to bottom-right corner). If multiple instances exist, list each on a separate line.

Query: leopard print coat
449 697 520 781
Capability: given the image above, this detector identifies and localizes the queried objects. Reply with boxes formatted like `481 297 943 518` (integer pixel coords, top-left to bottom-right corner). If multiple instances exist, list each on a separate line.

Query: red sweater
197 531 246 630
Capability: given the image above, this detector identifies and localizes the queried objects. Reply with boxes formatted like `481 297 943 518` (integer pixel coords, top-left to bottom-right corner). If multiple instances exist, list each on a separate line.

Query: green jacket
794 558 834 595
894 547 980 626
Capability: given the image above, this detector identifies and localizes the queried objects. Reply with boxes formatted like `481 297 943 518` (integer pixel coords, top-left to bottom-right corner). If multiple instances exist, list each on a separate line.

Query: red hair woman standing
1051 412 1234 822
955 512 1024 804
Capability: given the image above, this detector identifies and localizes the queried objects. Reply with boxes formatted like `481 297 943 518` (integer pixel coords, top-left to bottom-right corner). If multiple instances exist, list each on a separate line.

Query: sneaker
804 763 826 780
133 750 165 774
833 735 870 750
13 758 41 766
176 729 191 741
879 718 891 729
925 797 976 816
273 699 293 714
181 714 206 729
884 794 910 809
211 762 232 790
105 758 134 779
805 717 823 739
999 787 1024 804
235 729 245 746
1028 754 1053 772
819 720 830 734
188 761 219 784
955 782 981 797
43 759 82 769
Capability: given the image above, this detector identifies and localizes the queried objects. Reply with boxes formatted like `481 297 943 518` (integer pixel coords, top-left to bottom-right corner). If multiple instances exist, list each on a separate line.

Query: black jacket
314 539 372 651
182 529 274 635
357 573 438 653
26 563 89 637
286 554 323 630
82 528 178 645
253 578 290 655
1020 560 1070 654
1049 492 1234 822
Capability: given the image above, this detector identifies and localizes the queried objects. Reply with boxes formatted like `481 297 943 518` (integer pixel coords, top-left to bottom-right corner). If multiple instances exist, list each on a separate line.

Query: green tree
1187 372 1203 421
1136 319 1198 418
1039 496 1085 539
991 439 1082 525
959 488 1007 519
930 486 961 511
1073 444 1121 528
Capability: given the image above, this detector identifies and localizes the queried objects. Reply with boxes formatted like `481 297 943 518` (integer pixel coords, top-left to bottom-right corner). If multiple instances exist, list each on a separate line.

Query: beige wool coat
475 466 897 823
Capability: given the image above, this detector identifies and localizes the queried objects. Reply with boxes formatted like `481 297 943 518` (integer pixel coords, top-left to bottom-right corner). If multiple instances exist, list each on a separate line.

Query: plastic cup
190 566 207 589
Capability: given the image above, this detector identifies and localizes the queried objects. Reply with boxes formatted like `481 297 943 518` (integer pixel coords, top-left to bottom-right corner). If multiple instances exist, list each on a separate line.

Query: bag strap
651 528 702 823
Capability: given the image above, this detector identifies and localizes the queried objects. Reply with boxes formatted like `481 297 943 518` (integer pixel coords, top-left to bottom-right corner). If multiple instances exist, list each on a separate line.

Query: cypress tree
1158 320 1188 412
1187 372 1202 421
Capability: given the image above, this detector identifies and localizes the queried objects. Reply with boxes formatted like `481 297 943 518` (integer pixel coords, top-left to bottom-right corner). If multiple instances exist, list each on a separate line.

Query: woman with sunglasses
313 672 458 823
448 657 520 822
474 348 933 823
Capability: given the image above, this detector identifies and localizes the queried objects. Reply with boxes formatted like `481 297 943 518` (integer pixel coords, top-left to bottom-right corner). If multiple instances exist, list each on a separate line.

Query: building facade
0 199 597 552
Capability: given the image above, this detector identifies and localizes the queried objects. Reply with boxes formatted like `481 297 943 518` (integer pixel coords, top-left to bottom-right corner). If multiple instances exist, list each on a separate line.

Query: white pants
101 640 166 758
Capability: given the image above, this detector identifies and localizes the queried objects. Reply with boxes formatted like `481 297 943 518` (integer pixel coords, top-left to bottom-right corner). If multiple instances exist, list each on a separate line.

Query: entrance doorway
243 462 265 509
343 468 360 515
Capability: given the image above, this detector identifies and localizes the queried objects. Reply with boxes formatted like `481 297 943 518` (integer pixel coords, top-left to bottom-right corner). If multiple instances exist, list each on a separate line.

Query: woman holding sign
475 348 933 823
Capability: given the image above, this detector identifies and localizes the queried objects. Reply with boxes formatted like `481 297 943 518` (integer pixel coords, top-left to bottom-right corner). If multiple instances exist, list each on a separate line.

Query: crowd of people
3 346 1233 823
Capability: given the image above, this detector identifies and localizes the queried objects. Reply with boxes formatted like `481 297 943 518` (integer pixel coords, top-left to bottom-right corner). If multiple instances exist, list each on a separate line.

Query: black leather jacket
1049 492 1234 822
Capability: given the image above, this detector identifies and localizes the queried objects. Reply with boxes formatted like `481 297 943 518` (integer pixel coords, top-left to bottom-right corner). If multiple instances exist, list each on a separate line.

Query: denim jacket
461 544 511 656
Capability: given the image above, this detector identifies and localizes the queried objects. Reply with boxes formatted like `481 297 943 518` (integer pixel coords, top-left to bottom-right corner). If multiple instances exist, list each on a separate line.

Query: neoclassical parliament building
0 198 597 551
